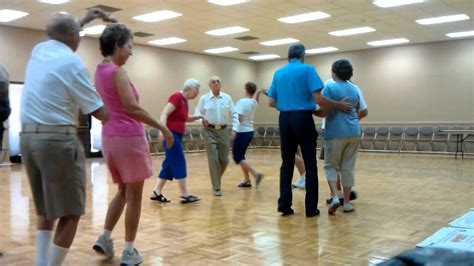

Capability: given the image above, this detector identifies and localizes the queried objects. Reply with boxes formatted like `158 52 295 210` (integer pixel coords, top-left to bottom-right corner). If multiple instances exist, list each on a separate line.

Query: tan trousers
202 127 230 191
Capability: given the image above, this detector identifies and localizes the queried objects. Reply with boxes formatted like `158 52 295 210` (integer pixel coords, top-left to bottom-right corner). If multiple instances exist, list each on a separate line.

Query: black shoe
350 191 358 201
237 180 252 188
306 209 320 217
180 195 200 204
150 191 170 203
278 207 294 216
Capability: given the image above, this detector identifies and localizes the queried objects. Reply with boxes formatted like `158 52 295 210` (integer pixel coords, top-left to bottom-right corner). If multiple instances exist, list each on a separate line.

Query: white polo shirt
194 91 238 126
21 40 103 126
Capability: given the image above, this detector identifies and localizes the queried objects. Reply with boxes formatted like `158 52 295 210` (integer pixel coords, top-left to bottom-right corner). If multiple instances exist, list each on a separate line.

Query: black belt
208 124 227 130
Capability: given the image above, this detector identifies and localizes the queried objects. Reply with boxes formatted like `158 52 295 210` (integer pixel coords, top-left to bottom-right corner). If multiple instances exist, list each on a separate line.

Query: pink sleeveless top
95 64 145 137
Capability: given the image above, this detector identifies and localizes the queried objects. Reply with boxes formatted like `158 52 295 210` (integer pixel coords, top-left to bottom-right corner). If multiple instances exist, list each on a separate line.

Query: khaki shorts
324 136 360 187
20 131 86 220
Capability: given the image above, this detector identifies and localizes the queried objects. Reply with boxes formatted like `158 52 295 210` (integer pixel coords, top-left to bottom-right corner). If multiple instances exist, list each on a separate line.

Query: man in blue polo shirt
267 44 351 217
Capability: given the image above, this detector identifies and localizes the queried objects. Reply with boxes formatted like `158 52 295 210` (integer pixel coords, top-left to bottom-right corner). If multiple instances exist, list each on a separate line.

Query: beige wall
1 25 473 124
0 25 257 116
256 39 474 124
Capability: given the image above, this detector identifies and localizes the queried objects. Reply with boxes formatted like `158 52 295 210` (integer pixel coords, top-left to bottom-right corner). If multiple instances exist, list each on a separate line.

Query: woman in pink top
92 24 173 265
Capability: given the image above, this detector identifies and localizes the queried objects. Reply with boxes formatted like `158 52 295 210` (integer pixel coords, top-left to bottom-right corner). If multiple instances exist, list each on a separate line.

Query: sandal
150 191 170 203
237 180 252 188
181 195 200 204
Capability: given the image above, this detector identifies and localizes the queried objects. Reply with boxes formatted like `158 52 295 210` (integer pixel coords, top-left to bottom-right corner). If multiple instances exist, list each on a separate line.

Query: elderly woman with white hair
151 79 203 204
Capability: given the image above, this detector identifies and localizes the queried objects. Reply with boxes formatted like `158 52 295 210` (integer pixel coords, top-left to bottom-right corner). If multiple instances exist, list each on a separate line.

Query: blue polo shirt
267 59 323 111
323 80 363 139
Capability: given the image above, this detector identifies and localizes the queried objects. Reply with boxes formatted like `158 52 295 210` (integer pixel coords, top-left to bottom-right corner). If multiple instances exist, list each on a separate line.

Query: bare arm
312 108 328 118
254 89 264 103
79 7 117 27
160 103 176 125
358 109 368 120
313 91 352 113
91 106 108 122
114 67 174 147
186 115 202 122
268 97 276 108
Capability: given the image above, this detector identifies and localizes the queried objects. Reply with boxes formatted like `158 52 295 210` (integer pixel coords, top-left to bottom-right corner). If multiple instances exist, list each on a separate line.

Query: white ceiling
0 0 473 61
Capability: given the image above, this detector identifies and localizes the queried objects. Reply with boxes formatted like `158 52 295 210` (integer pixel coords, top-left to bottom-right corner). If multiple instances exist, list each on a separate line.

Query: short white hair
183 78 201 90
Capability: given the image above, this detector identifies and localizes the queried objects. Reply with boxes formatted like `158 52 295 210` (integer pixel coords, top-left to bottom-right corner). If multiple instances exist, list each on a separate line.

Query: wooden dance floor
0 150 473 265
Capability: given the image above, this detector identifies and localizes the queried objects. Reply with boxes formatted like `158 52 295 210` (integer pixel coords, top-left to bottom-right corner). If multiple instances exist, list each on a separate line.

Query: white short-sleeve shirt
21 40 103 126
233 98 257 132
194 91 238 126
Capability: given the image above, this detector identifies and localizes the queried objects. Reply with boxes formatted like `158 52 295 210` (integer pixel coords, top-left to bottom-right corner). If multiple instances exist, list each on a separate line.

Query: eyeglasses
211 80 221 84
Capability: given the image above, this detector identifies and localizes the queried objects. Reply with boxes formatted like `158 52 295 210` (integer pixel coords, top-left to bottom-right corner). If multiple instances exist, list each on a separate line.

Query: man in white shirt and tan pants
195 76 238 196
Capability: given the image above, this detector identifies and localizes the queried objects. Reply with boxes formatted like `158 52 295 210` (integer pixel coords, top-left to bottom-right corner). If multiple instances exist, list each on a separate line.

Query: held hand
162 129 174 149
338 97 352 113
81 8 117 26
231 131 237 141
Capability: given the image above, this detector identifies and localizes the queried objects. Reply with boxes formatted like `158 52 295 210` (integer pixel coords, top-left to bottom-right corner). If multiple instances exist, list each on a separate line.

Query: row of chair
359 126 474 153
145 125 474 155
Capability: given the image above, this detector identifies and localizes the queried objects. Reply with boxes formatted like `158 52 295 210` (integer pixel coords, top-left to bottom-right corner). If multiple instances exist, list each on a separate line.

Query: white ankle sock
102 229 112 240
36 230 52 266
154 188 161 195
124 241 134 252
336 191 343 198
47 244 68 266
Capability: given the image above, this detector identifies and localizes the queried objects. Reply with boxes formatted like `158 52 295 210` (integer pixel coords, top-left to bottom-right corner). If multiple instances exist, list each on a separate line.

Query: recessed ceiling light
446 30 474 38
260 38 299 46
148 37 187 46
0 9 29 22
373 0 424 8
329 27 376 36
367 38 409 46
204 47 239 54
133 10 182 23
82 25 106 35
249 54 280 61
79 30 85 37
38 0 69 4
208 0 247 6
306 47 339 54
416 14 469 25
278 11 330 24
205 26 249 36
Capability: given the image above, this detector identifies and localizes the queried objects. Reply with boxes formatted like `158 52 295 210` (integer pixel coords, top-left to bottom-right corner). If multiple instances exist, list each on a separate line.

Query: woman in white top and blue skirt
232 82 264 188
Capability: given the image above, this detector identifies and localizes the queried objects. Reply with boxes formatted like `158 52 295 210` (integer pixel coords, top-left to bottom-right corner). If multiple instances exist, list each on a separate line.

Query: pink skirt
102 135 153 184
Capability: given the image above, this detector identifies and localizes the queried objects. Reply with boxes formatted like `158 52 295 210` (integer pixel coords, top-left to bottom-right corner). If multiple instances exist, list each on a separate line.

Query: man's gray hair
46 12 81 39
183 78 201 91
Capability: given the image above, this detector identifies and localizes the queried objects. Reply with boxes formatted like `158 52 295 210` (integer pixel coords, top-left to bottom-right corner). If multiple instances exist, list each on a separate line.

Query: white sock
154 187 161 195
336 191 343 198
124 241 134 253
102 229 112 240
47 244 68 266
332 195 340 203
36 230 52 266
300 173 306 180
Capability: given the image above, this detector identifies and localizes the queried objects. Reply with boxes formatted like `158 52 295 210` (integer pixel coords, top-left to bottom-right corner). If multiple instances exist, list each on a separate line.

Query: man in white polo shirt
20 9 113 266
194 76 238 196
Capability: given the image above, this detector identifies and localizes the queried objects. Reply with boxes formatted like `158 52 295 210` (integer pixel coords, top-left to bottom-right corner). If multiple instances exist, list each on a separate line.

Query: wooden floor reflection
0 150 473 265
